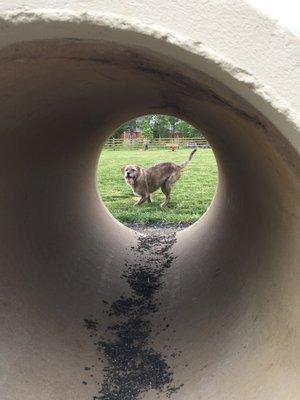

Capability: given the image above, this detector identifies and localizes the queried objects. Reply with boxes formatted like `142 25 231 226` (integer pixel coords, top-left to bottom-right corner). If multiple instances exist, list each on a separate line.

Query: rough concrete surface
0 1 299 399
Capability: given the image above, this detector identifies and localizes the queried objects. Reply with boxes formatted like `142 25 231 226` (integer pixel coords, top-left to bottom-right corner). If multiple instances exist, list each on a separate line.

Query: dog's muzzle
125 174 135 185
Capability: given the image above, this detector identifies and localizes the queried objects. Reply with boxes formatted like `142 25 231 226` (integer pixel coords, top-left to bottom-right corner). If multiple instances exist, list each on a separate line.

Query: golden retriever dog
122 149 197 207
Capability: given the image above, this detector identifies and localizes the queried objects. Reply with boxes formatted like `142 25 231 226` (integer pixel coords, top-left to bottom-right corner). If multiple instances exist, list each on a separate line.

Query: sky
247 0 300 36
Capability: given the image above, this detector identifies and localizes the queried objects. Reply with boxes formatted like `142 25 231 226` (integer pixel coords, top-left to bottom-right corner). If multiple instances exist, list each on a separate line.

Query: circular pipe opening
97 114 218 231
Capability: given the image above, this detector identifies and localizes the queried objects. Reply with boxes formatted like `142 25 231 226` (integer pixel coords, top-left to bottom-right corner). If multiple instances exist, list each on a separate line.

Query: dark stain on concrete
83 232 184 399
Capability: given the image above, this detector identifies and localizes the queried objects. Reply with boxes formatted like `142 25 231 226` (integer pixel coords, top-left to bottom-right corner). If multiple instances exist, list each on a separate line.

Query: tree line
112 115 202 139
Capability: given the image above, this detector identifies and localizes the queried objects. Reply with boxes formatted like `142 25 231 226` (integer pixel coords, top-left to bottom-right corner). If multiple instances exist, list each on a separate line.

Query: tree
141 116 154 138
149 115 170 138
174 118 202 138
110 115 203 139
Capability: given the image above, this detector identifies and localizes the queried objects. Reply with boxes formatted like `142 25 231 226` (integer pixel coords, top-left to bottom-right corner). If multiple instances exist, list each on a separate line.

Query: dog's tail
180 148 197 169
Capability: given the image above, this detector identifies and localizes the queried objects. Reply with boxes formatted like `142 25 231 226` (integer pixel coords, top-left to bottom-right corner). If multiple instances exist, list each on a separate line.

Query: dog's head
121 165 141 186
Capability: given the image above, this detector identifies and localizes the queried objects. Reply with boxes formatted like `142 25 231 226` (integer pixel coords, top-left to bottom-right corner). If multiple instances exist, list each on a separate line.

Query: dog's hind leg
161 185 171 208
161 172 180 208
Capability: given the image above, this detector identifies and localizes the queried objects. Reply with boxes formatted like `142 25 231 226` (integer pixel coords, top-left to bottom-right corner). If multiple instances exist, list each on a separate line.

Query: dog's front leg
134 196 148 206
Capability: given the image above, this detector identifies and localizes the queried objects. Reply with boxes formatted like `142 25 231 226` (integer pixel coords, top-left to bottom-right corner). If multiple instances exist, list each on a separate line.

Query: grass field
97 149 218 225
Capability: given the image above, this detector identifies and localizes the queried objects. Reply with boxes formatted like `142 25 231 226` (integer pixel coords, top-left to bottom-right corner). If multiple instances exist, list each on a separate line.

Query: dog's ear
121 166 126 174
134 165 142 175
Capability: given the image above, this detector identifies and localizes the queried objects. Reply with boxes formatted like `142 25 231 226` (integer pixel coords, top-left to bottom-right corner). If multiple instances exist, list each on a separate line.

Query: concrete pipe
1 1 300 399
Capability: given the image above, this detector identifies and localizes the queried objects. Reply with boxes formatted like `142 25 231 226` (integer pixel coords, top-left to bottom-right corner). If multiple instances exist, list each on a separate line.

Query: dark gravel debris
83 227 184 399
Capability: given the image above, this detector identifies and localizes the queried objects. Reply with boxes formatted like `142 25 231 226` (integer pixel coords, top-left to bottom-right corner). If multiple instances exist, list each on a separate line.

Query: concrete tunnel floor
1 37 300 400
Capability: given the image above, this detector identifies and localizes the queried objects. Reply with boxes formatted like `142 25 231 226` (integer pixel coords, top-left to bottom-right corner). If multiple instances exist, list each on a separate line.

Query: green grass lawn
97 149 218 225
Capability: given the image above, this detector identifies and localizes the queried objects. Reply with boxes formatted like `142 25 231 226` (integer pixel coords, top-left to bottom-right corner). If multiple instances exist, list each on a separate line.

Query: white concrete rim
1 8 300 152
